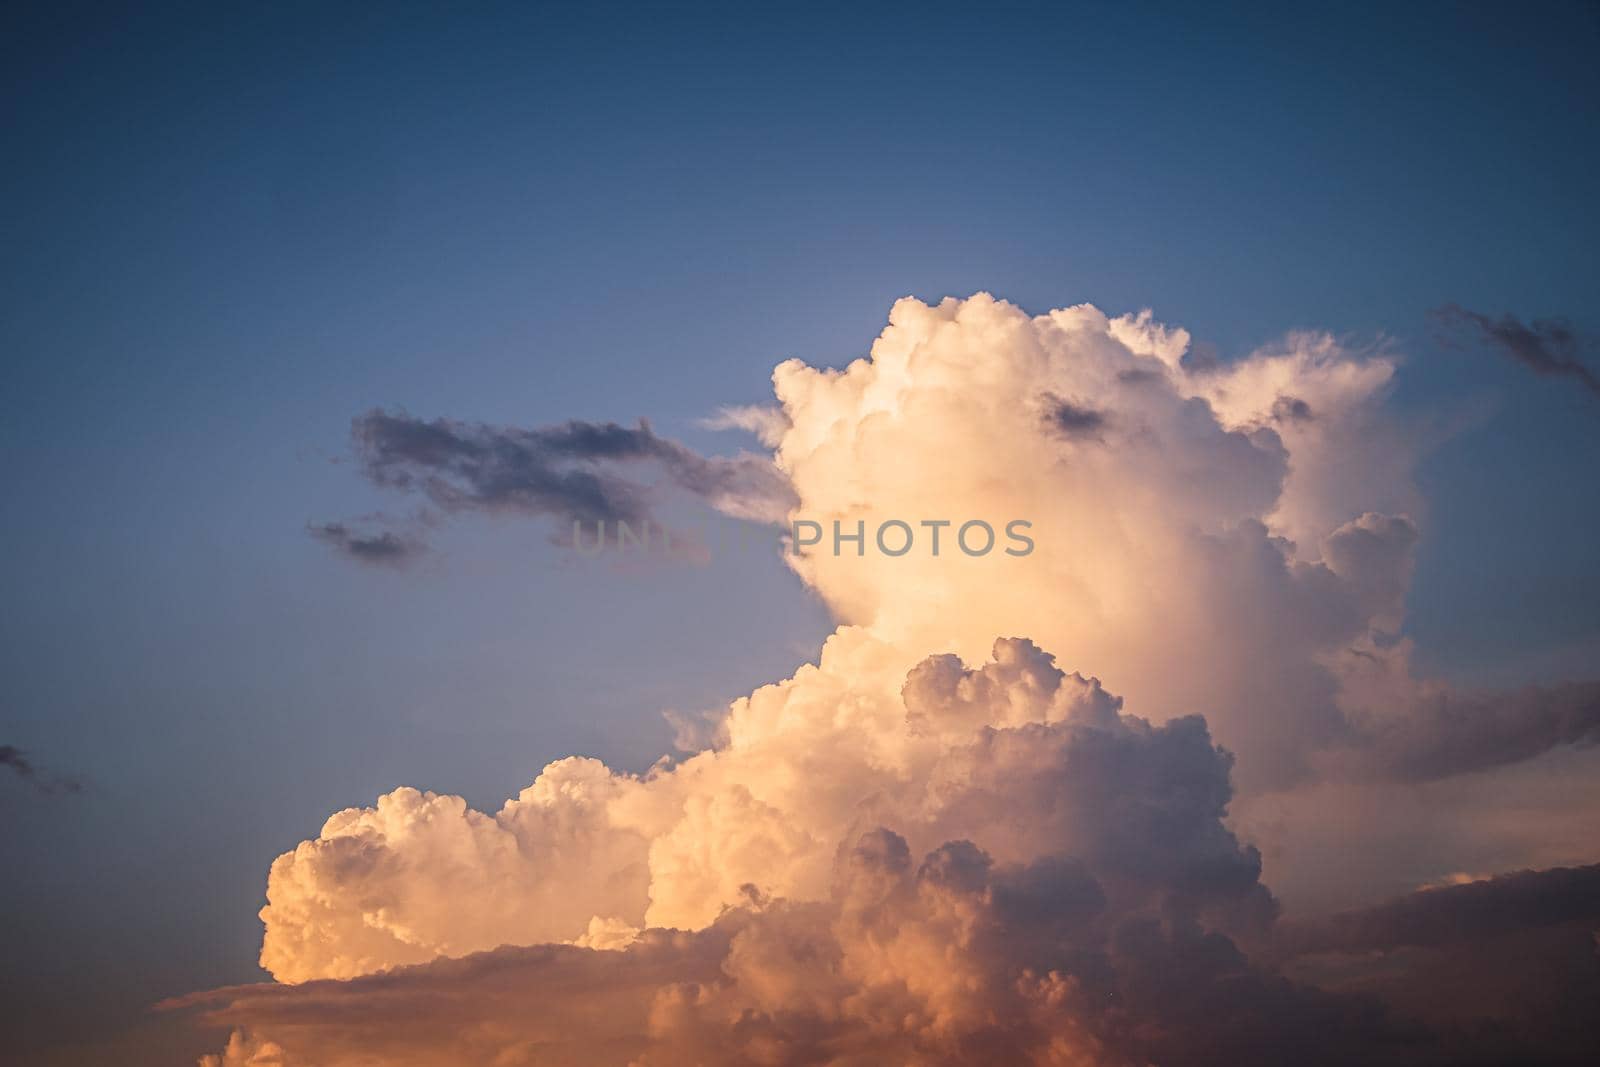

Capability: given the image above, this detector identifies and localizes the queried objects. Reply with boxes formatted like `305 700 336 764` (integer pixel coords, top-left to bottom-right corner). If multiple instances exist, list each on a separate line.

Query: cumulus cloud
180 831 1417 1067
180 676 1411 1065
215 294 1600 1064
259 757 653 982
252 635 1276 979
1434 303 1600 399
187 815 1600 1065
215 635 1598 1062
762 295 1424 788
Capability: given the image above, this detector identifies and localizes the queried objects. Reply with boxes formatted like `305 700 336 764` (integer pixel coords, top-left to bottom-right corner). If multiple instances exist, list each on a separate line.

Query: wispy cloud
698 404 790 447
0 745 84 796
310 410 795 562
307 521 425 566
1433 303 1600 399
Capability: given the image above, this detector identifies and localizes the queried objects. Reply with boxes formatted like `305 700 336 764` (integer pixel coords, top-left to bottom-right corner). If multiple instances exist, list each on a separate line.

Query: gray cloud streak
1275 864 1600 1062
1278 862 1600 957
1434 303 1600 399
310 409 795 561
307 521 424 566
1331 680 1600 784
0 744 83 796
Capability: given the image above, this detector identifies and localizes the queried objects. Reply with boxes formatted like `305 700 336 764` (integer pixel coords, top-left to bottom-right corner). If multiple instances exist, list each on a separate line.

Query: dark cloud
1043 395 1110 440
1287 515 1600 786
0 744 83 796
1278 865 1600 1064
311 409 795 561
1271 394 1314 422
1 744 38 778
171 932 731 1067
1279 863 1600 956
1319 511 1417 632
1433 304 1600 399
353 411 658 524
1330 680 1600 783
307 521 424 566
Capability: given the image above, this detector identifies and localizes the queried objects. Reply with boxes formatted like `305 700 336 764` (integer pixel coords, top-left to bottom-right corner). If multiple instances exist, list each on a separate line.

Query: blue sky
2 2 1598 1061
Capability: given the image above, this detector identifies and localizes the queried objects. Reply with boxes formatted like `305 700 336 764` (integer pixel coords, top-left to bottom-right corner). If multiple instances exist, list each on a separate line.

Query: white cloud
220 294 1600 1065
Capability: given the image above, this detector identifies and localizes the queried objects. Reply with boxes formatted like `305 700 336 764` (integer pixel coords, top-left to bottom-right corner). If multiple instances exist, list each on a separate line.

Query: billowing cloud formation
187 680 1412 1065
760 297 1430 790
258 757 654 980
1434 303 1600 399
186 844 1401 1067
217 296 1600 1064
185 834 1600 1065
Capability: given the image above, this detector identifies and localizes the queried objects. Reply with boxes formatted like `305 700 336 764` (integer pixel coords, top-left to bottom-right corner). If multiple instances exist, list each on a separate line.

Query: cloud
258 757 652 983
252 635 1277 982
1271 394 1314 422
765 296 1422 789
191 825 1599 1067
190 835 1600 1065
310 410 795 559
306 520 424 566
0 744 83 796
698 404 791 447
1278 862 1600 956
1276 865 1600 1063
1327 679 1600 783
1042 394 1110 440
1433 303 1600 399
184 825 1414 1062
224 294 1600 1065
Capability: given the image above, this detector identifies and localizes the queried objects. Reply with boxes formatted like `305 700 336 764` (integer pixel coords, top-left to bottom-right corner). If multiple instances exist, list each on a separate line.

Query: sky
2 2 1599 1064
